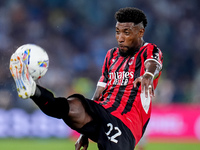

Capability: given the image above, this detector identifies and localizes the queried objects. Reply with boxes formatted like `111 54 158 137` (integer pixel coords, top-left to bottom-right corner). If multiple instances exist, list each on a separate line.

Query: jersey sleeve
97 50 111 88
144 43 163 71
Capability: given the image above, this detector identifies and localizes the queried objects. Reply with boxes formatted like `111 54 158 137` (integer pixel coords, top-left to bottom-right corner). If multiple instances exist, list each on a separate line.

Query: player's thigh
66 97 92 128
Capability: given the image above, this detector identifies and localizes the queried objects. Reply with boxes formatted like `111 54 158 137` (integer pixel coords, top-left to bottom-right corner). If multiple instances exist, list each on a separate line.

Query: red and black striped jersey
94 43 163 145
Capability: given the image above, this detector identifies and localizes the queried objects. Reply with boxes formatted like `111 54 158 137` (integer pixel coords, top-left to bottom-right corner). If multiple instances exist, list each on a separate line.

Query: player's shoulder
143 43 162 52
143 42 157 48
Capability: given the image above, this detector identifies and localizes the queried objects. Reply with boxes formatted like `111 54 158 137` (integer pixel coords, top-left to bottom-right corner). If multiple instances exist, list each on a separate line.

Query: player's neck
135 40 145 53
139 39 145 49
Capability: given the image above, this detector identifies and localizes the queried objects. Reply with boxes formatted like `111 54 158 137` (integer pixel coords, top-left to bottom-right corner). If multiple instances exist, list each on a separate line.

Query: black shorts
68 94 136 150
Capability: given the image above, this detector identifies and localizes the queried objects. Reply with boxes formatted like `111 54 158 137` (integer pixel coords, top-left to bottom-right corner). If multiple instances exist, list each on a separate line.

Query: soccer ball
15 44 49 80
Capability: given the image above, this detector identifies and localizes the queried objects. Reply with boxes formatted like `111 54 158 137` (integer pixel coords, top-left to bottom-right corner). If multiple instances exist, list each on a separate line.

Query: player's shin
31 85 69 119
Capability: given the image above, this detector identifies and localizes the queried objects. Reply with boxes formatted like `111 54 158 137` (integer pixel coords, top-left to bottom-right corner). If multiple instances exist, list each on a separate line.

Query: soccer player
9 7 163 150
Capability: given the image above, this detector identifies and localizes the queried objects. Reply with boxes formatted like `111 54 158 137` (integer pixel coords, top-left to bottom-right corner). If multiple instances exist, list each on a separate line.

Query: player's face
115 22 144 56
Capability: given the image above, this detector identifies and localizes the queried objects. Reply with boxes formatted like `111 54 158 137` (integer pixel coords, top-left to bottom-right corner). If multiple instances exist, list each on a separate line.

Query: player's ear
139 28 145 37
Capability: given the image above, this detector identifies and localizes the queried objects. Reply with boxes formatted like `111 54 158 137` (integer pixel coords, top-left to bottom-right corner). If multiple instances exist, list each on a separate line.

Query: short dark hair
115 7 147 28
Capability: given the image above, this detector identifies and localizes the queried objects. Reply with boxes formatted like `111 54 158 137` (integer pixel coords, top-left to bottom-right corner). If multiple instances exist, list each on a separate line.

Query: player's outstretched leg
9 52 92 131
9 52 36 99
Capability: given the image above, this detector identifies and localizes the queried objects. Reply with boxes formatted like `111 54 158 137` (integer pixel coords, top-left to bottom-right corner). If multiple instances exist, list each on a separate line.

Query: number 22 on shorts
105 123 122 143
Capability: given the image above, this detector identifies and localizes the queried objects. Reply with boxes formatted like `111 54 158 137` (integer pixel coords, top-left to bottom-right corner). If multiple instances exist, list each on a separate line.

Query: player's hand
133 74 154 98
75 134 89 150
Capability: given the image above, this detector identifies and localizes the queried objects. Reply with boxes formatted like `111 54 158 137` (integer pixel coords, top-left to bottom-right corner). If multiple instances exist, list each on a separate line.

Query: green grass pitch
0 138 199 150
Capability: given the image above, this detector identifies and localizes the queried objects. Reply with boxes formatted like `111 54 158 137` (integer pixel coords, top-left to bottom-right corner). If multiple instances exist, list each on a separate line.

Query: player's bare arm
92 86 105 101
133 59 161 97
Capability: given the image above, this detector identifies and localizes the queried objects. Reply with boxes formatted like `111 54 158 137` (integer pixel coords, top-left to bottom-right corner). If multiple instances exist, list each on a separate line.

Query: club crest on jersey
128 57 134 65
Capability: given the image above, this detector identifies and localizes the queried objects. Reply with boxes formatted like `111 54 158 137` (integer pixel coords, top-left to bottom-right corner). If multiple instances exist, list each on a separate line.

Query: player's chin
119 48 130 56
119 46 128 53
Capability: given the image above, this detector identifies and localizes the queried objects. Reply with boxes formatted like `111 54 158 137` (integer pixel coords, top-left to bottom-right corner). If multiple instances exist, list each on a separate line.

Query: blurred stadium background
0 0 200 149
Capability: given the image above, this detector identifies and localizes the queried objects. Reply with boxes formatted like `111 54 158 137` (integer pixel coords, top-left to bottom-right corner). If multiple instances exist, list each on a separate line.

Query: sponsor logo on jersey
108 71 134 86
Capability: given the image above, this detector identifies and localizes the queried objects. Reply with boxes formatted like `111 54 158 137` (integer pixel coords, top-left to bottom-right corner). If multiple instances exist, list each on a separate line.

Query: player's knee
66 96 92 126
67 97 86 117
